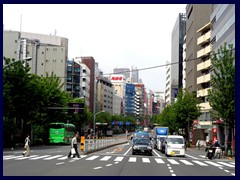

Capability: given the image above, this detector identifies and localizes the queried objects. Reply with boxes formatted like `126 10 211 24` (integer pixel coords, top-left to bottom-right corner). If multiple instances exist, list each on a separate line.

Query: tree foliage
208 43 235 128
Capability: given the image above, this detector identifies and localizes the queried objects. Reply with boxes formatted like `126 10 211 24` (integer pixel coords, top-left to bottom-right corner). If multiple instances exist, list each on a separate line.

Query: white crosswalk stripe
29 155 51 160
43 155 63 160
217 162 235 168
155 158 165 164
129 157 136 162
204 161 223 167
180 160 194 165
114 157 124 162
167 159 179 165
142 158 150 163
192 160 209 166
100 156 112 161
85 155 99 160
3 154 235 168
16 155 39 160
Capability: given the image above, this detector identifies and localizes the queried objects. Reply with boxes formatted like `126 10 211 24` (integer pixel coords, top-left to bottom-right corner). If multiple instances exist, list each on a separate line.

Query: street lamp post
3 57 32 69
93 111 105 136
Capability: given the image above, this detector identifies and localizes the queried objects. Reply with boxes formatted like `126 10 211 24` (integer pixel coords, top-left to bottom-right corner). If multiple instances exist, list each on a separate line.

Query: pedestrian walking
68 133 80 158
22 135 30 157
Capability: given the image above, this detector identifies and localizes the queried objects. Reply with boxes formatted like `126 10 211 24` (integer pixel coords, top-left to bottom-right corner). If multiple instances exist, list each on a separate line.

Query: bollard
80 136 85 151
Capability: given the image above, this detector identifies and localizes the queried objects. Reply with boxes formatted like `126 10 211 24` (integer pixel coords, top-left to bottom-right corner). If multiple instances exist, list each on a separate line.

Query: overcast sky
3 4 186 92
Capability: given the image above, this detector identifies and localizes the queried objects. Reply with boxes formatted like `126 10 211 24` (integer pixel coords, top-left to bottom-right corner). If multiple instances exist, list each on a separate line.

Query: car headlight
147 146 152 149
133 145 138 150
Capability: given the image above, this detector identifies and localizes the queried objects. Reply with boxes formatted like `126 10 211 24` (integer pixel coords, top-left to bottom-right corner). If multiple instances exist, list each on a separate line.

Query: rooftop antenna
20 14 22 32
54 29 57 36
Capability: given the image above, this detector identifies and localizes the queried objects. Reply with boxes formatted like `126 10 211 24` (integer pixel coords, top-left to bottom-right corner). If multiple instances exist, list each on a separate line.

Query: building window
42 52 44 54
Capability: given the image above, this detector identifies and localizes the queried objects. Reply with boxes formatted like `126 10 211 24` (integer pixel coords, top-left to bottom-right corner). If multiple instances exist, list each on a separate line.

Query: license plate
141 150 145 152
170 152 175 155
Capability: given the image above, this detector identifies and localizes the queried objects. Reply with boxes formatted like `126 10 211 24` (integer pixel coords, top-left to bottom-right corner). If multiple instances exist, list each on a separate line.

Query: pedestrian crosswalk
3 154 235 168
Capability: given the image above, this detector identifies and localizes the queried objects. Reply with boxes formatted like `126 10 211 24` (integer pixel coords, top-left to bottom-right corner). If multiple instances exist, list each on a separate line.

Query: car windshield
167 138 183 144
134 138 150 145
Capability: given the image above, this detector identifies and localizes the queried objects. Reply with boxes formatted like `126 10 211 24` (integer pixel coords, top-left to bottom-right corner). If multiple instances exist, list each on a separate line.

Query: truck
152 127 169 150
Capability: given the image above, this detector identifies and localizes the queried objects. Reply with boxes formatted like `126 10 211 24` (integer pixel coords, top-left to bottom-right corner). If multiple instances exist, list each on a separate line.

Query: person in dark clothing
213 140 220 147
68 133 80 158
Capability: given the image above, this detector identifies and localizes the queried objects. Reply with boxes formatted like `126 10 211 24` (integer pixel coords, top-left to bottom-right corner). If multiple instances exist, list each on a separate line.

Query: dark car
132 138 153 156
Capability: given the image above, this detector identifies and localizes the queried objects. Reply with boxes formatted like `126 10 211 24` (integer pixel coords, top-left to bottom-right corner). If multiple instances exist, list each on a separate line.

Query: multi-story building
74 57 90 108
125 84 135 116
210 4 235 52
185 4 212 93
134 83 145 123
110 74 126 115
113 93 122 115
3 30 68 90
171 13 186 93
153 91 165 115
196 22 212 122
81 57 96 112
96 76 114 114
113 68 130 79
131 66 139 83
66 60 81 98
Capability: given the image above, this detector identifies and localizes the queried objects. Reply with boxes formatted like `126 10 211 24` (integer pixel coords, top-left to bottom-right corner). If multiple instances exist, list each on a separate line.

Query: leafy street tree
3 57 71 146
208 43 235 155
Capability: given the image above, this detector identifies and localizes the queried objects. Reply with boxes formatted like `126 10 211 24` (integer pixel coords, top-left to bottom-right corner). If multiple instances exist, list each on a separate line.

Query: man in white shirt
68 133 80 158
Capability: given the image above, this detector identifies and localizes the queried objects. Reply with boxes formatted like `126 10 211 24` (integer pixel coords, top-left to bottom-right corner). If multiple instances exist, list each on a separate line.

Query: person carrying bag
68 133 80 158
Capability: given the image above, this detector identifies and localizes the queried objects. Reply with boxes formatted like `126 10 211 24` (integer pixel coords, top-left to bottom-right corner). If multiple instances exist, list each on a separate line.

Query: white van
165 135 185 157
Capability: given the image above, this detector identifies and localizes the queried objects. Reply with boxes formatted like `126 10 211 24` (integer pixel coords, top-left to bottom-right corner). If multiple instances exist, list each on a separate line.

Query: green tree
208 43 235 154
174 89 201 141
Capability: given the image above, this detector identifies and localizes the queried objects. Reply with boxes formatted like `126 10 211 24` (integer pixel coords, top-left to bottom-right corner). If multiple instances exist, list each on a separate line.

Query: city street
3 142 235 176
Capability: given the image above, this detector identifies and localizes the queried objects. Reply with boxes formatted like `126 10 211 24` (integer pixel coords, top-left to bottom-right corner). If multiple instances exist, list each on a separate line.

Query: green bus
49 122 76 144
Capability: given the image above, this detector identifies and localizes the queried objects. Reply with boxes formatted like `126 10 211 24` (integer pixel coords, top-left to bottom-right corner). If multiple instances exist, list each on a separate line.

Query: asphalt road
3 142 235 176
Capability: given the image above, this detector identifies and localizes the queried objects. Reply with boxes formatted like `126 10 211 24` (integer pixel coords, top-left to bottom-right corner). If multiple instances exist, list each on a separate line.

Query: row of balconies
197 88 211 97
197 44 211 58
197 73 211 84
197 31 211 45
197 59 211 71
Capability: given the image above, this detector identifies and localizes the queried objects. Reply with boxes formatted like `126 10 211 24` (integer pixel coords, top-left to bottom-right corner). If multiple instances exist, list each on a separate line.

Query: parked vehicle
132 138 153 156
165 135 185 157
152 127 169 149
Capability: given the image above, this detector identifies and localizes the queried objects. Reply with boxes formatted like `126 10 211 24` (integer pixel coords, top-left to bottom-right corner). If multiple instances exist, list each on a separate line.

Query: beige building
185 4 212 93
196 22 212 122
3 30 68 90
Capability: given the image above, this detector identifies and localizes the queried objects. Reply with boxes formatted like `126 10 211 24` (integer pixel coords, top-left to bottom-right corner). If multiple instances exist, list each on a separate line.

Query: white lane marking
199 155 206 158
180 160 194 165
167 159 179 165
114 157 124 162
124 146 132 156
114 162 119 164
224 170 230 173
43 155 63 160
172 174 176 176
106 164 112 166
153 149 162 157
29 155 51 160
142 158 150 163
170 170 174 172
155 158 165 164
86 155 99 160
231 173 235 176
93 167 102 170
129 157 136 162
16 155 39 160
230 162 235 165
168 167 172 169
192 160 208 166
56 162 65 165
217 162 235 167
100 156 112 161
204 161 223 167
185 154 198 159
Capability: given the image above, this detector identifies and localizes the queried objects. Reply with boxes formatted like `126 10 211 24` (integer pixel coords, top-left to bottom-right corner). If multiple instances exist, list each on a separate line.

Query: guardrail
83 136 128 154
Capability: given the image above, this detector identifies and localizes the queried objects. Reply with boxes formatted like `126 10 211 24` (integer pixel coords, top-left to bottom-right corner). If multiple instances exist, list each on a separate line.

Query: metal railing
83 136 128 154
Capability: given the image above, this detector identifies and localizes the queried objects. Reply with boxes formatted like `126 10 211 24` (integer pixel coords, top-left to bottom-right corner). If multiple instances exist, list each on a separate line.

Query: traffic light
68 102 84 114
